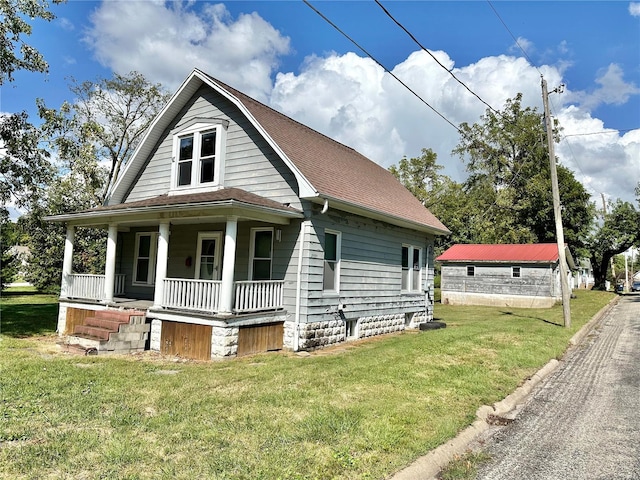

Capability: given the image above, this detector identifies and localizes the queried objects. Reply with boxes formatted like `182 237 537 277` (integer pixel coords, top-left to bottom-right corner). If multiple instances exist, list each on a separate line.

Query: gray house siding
440 262 559 308
293 209 435 349
124 86 301 209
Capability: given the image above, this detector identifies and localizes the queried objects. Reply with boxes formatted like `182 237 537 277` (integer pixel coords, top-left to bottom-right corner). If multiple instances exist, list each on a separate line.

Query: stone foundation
358 313 405 338
211 326 239 358
150 319 162 351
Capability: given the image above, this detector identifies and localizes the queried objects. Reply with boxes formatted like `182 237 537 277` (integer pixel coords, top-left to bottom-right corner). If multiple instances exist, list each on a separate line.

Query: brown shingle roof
203 73 449 235
89 188 301 214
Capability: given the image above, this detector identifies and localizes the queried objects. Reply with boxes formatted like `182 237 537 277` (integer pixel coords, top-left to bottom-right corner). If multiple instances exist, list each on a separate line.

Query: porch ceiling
45 188 304 228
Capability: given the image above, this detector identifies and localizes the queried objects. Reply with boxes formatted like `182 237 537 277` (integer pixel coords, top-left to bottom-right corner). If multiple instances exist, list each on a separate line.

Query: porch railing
66 274 126 300
234 280 284 313
161 278 284 314
163 278 222 313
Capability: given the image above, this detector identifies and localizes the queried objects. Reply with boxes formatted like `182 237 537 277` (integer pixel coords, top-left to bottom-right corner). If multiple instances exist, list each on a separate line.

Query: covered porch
51 189 304 318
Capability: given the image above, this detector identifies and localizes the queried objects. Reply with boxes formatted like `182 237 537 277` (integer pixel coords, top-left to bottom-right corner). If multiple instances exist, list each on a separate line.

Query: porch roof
45 188 304 227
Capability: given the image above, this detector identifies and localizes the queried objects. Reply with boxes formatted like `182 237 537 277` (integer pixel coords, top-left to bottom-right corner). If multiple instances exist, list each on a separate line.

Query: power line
563 128 637 138
486 0 540 75
302 0 462 133
375 0 499 115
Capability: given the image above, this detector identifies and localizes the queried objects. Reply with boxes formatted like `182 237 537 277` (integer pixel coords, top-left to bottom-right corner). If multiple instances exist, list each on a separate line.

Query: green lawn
0 288 614 479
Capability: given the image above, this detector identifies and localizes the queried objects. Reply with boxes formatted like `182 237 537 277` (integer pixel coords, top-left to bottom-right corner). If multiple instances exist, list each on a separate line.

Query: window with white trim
250 228 273 281
402 245 422 292
133 232 158 286
512 266 521 278
467 265 475 276
171 120 227 193
323 230 341 292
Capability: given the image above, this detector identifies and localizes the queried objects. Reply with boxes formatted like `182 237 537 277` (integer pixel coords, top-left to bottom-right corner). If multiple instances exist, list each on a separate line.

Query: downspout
294 220 309 351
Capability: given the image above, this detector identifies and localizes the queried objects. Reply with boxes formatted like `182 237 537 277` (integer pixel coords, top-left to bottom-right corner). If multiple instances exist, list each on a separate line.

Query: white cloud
570 63 640 110
84 1 291 101
83 3 639 205
630 3 640 16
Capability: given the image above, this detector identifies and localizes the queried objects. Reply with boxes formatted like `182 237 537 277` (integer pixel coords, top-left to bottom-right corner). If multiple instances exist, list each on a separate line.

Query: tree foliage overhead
0 0 65 84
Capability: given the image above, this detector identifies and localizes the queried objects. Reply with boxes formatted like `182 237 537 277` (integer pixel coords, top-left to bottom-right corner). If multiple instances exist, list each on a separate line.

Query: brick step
84 316 128 331
93 309 145 322
74 324 113 340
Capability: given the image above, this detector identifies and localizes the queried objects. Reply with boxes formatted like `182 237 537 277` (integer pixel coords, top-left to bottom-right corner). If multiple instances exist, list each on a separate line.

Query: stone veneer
285 311 430 352
211 326 239 358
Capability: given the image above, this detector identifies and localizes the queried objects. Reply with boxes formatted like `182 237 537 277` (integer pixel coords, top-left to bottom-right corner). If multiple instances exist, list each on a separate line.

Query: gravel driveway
475 294 640 480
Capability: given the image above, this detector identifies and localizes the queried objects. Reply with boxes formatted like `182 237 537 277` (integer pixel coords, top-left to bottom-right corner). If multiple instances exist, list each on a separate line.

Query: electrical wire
302 0 462 134
375 0 500 115
486 0 541 76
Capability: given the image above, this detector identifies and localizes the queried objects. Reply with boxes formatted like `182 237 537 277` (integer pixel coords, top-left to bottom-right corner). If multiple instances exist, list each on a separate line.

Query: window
323 230 341 292
133 232 158 285
171 120 227 193
467 265 475 277
402 245 422 292
250 228 273 281
512 266 521 278
345 319 358 340
195 232 222 280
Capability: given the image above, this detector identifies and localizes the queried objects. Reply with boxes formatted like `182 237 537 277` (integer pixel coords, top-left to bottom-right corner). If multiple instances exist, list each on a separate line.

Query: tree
453 94 593 250
39 72 171 201
0 112 54 290
0 0 65 84
389 148 443 209
585 199 640 289
21 71 168 292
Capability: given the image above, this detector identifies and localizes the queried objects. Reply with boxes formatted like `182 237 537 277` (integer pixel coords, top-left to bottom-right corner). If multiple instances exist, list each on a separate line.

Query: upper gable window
171 120 227 194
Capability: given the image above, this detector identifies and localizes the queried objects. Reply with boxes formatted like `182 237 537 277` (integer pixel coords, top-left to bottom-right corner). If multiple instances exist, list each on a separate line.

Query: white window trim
195 232 223 280
133 232 159 287
248 227 274 281
323 229 341 294
170 120 227 195
467 265 475 277
402 244 423 293
512 266 521 278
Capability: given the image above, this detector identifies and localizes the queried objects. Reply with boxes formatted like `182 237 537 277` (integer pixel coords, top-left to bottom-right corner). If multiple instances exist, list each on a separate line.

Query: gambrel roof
108 69 449 235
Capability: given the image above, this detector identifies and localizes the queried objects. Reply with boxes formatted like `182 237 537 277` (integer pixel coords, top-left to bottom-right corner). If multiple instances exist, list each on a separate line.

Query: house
436 243 574 308
47 68 449 360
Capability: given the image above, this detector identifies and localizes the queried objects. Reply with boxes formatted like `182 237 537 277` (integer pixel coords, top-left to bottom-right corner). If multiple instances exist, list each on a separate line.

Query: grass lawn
0 287 614 479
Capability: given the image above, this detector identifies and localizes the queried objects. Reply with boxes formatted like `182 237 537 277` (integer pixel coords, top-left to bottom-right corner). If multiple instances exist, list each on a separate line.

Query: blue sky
2 0 639 208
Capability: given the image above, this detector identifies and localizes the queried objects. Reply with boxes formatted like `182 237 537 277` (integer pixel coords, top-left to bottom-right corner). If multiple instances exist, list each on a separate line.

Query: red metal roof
436 244 562 263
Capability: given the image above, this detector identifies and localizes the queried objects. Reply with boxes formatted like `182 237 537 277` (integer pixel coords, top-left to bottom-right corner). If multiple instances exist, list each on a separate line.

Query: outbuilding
436 243 574 308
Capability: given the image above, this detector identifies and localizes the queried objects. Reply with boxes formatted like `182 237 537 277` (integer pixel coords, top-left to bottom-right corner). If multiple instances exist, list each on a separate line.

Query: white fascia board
108 71 205 205
306 195 450 236
195 69 318 199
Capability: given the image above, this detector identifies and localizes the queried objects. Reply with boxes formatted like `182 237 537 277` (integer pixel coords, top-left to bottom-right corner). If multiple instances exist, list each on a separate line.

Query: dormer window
171 119 227 194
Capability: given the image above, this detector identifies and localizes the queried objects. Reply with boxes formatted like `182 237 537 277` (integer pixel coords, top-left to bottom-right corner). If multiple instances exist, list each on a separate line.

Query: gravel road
475 294 640 480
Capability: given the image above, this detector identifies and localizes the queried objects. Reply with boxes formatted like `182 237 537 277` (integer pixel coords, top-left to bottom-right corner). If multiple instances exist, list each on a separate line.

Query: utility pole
601 193 616 284
542 77 571 328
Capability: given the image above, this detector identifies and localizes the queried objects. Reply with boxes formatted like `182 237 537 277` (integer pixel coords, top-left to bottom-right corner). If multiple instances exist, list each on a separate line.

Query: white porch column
153 222 170 308
103 224 118 304
219 216 238 314
60 225 75 298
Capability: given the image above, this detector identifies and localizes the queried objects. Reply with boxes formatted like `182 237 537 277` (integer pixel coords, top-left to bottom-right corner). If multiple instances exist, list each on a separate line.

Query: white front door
195 232 222 280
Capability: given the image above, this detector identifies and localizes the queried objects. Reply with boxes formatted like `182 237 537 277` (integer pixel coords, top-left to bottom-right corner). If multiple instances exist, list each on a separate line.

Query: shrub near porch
0 289 613 479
